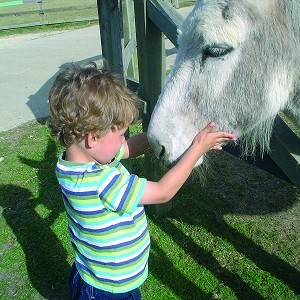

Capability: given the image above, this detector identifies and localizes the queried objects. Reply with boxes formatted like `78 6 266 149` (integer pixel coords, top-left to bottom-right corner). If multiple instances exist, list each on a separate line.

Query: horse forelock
197 1 251 48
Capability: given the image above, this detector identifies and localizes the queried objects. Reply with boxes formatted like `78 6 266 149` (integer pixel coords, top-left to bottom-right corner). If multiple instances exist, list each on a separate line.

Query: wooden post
37 0 45 24
97 0 138 81
97 0 132 170
97 0 125 81
269 116 300 188
122 0 139 80
134 0 172 215
171 0 179 9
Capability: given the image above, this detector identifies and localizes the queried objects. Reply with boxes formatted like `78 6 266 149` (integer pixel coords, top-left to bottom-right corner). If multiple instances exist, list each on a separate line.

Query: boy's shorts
69 263 142 300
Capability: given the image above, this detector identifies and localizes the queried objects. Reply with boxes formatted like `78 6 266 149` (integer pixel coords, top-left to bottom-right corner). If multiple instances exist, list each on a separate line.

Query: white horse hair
147 0 300 166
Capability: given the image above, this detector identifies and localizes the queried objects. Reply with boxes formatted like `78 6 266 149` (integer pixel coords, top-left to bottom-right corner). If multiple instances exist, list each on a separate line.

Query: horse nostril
159 146 165 160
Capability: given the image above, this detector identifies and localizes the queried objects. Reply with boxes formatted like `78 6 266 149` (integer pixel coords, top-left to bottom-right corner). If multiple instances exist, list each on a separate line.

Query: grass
0 0 98 28
0 20 99 37
1 0 299 298
0 0 196 34
0 119 299 299
0 0 98 36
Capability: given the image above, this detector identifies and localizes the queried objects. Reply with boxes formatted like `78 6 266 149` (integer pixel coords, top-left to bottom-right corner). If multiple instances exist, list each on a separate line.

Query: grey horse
147 0 300 166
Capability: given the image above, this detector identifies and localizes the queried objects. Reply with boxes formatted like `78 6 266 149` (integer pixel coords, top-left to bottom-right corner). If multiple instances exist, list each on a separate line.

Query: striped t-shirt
55 146 150 293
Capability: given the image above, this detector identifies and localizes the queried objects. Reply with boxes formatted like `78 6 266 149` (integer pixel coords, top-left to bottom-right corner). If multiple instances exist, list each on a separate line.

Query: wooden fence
98 0 300 214
0 2 99 29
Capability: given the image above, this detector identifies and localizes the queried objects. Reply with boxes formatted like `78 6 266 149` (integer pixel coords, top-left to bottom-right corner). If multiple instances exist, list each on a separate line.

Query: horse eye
203 45 233 59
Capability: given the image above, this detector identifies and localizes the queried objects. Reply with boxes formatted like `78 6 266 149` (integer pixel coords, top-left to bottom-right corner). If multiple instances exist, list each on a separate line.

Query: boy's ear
86 130 99 148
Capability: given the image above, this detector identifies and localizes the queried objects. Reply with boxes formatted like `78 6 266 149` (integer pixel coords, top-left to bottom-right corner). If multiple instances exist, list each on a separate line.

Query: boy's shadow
2 55 101 298
1 137 70 299
147 150 300 299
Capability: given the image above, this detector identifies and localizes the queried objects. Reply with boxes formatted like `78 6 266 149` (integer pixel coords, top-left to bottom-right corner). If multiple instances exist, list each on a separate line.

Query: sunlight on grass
34 203 52 219
2 0 299 298
0 120 299 299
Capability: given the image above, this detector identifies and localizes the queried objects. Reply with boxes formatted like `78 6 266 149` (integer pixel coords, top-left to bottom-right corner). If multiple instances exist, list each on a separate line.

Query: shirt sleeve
97 167 147 213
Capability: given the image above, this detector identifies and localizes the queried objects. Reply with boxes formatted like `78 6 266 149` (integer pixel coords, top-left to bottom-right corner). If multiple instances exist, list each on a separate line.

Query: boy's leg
69 262 141 300
129 288 142 300
69 262 83 300
92 287 141 300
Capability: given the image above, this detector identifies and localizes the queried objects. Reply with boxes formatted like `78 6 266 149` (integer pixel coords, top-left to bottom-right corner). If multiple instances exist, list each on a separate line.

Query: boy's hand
141 122 237 205
192 122 237 152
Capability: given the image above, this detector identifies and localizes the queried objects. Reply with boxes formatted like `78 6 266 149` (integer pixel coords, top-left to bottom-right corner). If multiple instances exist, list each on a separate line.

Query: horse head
148 0 300 166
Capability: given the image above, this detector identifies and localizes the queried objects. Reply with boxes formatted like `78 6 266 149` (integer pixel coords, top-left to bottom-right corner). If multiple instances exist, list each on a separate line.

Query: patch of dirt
205 150 299 216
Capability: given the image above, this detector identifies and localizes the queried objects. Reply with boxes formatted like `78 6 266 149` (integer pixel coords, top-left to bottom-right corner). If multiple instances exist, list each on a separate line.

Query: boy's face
93 127 127 164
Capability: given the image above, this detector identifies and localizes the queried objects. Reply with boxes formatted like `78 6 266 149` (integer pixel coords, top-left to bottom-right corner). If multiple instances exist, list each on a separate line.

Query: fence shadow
147 150 300 298
147 239 211 299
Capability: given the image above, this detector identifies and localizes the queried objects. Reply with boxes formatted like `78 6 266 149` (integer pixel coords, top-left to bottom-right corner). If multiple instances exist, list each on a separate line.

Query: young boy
48 62 236 300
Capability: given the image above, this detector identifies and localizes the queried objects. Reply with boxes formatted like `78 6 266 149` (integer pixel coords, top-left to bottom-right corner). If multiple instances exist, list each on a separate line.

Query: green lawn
0 0 299 298
0 120 299 299
0 0 98 28
0 1 23 8
0 0 195 29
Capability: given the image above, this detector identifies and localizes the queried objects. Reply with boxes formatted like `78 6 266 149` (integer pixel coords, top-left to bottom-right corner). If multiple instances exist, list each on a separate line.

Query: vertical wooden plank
122 0 139 79
97 0 125 81
269 116 300 188
134 0 172 215
37 0 45 24
97 0 131 171
133 0 166 130
170 0 179 9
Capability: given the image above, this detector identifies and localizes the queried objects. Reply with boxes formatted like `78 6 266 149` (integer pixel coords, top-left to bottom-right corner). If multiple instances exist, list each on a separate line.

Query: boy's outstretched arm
140 122 237 205
123 132 151 159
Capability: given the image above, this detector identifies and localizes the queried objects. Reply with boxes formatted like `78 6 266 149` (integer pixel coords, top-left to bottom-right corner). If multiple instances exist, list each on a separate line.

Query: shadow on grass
149 216 264 300
1 133 299 299
146 150 300 299
148 239 211 299
0 137 70 299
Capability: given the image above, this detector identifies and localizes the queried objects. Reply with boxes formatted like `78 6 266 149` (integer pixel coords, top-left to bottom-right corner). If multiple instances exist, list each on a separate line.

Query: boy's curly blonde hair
48 62 141 147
